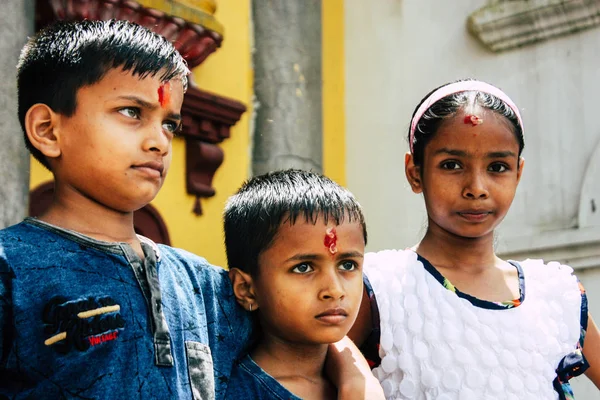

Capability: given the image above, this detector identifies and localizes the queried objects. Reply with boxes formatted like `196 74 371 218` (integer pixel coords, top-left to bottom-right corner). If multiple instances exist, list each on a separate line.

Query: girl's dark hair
17 19 189 169
224 169 367 277
409 79 525 167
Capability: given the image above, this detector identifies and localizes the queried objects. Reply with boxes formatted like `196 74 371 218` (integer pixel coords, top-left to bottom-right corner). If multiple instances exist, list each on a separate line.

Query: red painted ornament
158 81 171 108
464 114 483 126
324 227 338 255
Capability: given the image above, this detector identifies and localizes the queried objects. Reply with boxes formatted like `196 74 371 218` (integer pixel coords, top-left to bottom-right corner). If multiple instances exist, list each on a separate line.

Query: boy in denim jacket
0 19 251 399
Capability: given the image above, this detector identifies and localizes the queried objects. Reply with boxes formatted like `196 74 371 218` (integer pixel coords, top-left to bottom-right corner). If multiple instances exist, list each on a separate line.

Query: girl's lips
457 211 491 222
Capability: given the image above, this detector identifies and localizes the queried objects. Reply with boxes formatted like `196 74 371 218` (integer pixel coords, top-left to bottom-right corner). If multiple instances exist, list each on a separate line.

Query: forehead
269 218 365 251
427 109 520 154
77 67 185 106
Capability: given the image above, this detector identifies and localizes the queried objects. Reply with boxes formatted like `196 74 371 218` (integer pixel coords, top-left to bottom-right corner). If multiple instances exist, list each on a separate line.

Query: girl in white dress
350 79 600 400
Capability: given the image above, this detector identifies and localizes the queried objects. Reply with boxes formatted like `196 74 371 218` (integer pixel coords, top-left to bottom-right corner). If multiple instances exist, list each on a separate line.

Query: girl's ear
516 157 525 183
228 268 257 312
25 104 62 160
405 152 423 193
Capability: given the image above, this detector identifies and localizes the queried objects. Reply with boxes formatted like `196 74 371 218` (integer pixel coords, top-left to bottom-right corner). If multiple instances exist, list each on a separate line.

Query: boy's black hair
17 19 189 169
224 169 367 276
409 78 525 168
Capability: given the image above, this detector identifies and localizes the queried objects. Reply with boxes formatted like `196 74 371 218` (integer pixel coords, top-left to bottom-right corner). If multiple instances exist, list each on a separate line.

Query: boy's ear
405 152 422 193
25 103 61 159
228 268 257 312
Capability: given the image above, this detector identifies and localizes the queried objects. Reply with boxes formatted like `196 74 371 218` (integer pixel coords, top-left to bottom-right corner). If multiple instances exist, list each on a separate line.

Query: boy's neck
415 226 497 272
40 191 139 246
251 338 335 399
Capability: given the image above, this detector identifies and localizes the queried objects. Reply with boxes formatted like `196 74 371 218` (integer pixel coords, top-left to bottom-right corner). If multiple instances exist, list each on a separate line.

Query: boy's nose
144 125 170 155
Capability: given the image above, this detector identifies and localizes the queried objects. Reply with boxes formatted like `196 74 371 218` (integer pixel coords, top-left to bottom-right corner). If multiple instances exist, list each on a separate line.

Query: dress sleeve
552 280 590 400
359 273 381 368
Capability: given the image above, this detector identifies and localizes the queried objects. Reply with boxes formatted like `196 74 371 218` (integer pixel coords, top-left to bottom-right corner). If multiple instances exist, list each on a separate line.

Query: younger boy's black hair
17 19 189 169
224 169 367 276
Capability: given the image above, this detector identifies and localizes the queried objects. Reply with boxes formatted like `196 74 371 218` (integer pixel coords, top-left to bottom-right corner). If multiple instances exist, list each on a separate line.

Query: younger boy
223 169 384 399
0 19 251 399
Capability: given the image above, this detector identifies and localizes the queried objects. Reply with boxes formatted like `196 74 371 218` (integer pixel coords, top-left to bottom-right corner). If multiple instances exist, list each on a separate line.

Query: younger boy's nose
319 271 345 300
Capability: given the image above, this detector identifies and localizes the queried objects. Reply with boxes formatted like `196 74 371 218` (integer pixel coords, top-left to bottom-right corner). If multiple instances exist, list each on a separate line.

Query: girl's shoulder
516 258 579 284
363 248 418 283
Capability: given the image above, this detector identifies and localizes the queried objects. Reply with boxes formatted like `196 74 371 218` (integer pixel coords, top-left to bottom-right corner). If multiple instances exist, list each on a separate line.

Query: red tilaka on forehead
324 227 338 255
157 81 171 108
464 114 484 126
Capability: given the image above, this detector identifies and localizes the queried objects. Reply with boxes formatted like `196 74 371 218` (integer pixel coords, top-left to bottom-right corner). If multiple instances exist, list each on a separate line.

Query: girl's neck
415 226 497 272
251 336 333 398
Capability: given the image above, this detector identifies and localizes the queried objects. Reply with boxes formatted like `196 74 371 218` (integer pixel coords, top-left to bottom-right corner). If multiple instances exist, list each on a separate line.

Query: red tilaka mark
324 227 338 255
464 115 483 126
88 331 119 346
158 81 171 108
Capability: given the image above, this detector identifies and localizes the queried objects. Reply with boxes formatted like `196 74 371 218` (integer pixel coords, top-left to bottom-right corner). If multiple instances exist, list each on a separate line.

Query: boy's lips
315 308 348 325
132 161 164 178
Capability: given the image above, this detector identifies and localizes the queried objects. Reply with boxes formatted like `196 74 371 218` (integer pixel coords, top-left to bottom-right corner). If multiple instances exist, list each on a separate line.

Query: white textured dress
363 249 583 400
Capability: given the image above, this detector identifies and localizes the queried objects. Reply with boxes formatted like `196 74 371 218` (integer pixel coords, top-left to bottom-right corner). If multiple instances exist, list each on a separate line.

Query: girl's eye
292 263 313 274
489 163 508 173
118 107 140 119
338 261 357 272
162 120 181 134
441 161 461 170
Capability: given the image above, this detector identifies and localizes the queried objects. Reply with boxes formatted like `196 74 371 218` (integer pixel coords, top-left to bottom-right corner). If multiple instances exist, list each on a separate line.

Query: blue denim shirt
0 218 252 399
225 355 303 400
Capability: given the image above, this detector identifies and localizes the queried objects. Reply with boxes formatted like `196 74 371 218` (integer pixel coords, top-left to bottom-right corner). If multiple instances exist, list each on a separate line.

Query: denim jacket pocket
185 341 215 400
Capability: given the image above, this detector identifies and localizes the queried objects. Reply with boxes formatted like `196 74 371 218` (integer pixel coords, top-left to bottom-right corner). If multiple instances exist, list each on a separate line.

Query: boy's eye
440 161 461 170
162 120 181 134
292 263 313 274
488 163 508 173
338 261 357 272
118 107 140 119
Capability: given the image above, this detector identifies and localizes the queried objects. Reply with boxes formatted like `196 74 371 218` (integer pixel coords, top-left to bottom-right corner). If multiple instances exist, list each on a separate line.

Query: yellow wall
30 0 346 268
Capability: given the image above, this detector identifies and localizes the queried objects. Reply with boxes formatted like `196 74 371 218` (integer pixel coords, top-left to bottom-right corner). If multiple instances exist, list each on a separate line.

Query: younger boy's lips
315 308 348 325
132 161 164 178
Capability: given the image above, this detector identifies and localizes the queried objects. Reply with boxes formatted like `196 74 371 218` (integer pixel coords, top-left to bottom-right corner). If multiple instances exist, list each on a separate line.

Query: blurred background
1 0 599 395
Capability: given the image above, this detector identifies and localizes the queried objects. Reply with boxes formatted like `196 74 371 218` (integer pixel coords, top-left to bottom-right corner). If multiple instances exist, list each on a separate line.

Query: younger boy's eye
292 263 313 274
440 161 461 170
338 261 357 272
488 163 508 173
118 107 140 119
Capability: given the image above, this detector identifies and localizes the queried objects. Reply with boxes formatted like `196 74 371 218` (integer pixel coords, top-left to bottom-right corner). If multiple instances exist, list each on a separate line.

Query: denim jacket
0 218 252 399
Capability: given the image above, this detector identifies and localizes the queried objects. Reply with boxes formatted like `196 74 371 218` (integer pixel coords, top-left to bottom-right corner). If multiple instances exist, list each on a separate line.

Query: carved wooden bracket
181 86 246 215
467 0 600 52
37 0 223 69
35 0 247 215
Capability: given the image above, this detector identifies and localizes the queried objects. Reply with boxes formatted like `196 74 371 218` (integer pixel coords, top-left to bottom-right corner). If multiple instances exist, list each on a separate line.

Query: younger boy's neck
416 227 497 272
251 338 334 399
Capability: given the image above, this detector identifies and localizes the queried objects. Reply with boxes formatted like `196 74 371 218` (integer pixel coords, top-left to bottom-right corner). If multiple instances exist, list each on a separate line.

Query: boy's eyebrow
285 251 364 263
116 95 156 109
115 95 181 120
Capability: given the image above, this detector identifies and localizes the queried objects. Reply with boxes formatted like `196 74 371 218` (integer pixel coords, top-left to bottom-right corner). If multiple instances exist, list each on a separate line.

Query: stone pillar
251 0 323 175
0 0 34 228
